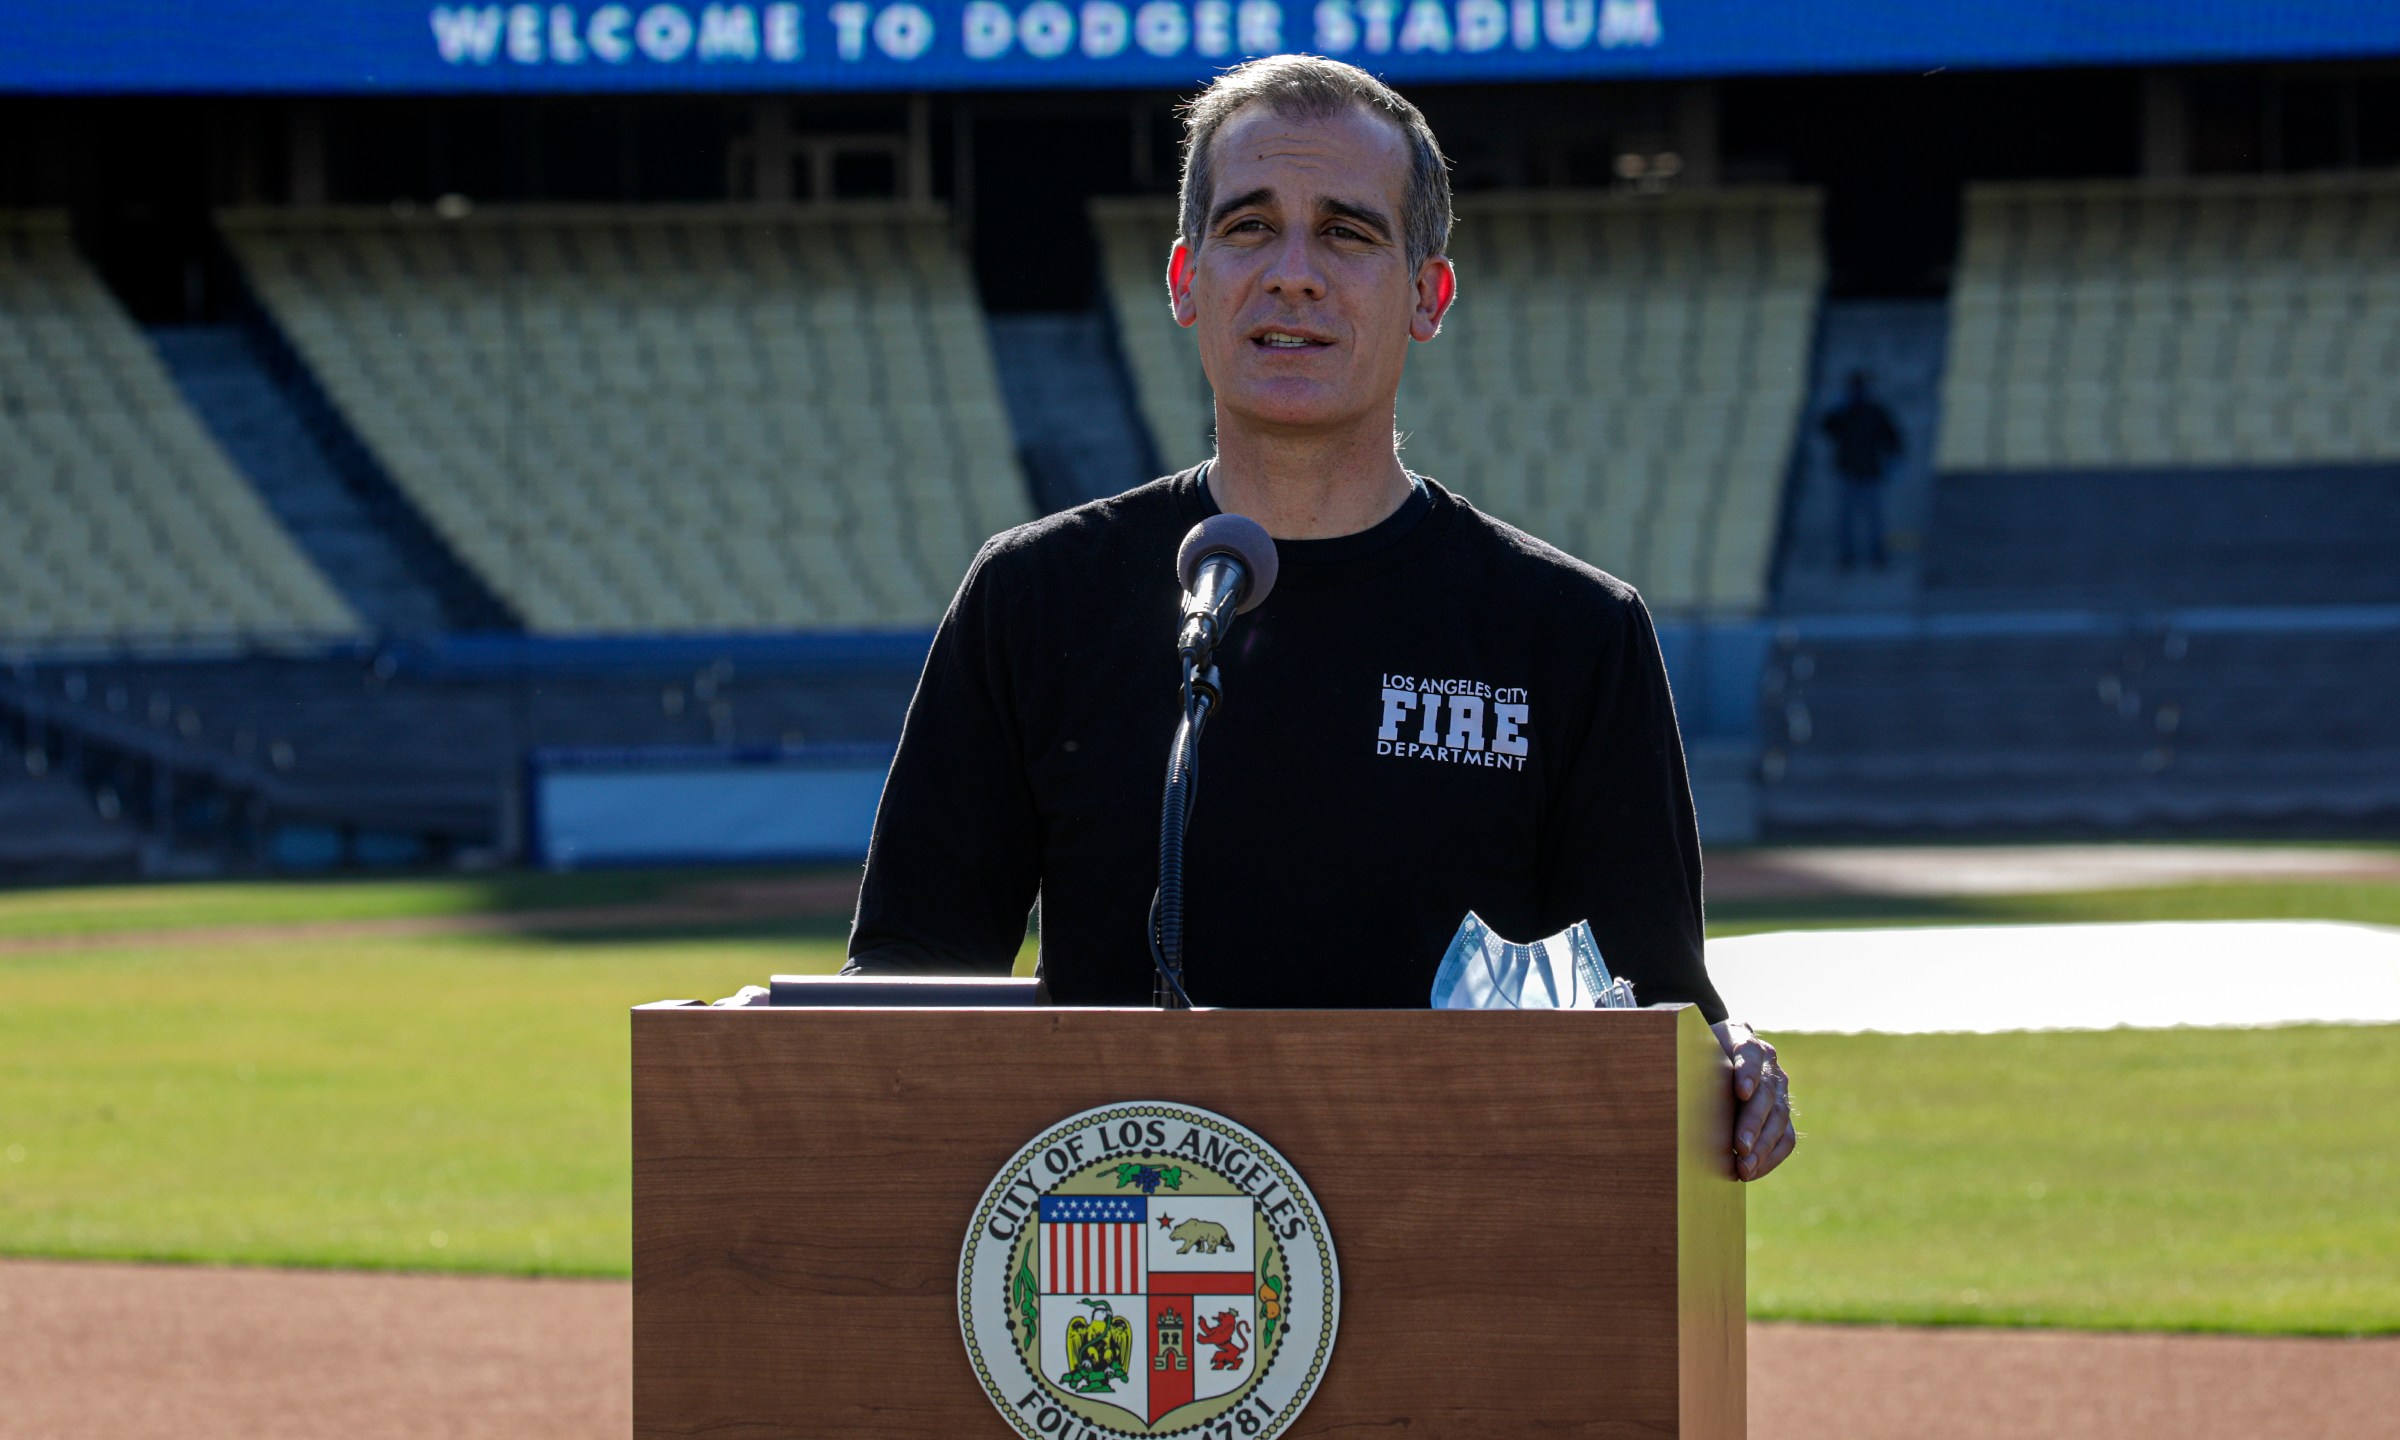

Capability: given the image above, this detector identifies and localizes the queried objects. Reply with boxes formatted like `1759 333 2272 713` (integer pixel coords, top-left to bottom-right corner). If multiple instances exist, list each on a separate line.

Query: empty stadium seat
221 204 1032 634
1091 189 1824 613
0 213 359 645
1939 172 2400 471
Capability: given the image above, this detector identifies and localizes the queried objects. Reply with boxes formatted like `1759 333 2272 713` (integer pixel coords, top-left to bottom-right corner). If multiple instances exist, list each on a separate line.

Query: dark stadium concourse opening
2183 67 2400 173
963 98 1158 312
1406 81 1708 192
952 78 1774 310
1720 69 2144 297
0 97 269 324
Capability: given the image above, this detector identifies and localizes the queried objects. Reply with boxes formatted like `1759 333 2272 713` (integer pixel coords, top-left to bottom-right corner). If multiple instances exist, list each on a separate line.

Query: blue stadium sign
2 0 2395 92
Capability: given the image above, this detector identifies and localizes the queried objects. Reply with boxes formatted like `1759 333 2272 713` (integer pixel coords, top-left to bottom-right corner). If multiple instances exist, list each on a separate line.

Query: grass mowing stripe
3 873 2394 942
0 869 809 939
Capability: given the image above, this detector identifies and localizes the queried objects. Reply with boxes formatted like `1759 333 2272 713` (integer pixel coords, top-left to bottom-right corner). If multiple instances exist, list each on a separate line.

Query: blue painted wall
530 744 895 867
5 2 2392 94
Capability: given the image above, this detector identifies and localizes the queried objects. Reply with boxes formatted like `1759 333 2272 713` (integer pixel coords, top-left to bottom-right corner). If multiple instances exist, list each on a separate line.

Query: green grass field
1 866 2395 1334
1753 1026 2396 1334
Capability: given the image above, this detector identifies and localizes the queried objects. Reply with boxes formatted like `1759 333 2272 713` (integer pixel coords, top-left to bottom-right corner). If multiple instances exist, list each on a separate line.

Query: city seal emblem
960 1102 1339 1440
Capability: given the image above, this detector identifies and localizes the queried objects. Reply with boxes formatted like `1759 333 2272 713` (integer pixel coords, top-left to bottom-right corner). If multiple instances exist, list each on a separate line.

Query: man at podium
848 56 1794 1182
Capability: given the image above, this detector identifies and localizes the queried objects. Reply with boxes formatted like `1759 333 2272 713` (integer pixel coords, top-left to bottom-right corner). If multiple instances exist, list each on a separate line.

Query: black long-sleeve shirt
847 467 1725 1019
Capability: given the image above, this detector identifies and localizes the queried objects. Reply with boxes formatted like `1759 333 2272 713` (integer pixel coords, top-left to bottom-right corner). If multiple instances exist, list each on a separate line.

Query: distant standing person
1821 369 1903 570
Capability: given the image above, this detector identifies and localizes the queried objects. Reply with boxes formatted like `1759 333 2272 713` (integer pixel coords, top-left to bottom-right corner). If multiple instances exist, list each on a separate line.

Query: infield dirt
2 1260 2392 1440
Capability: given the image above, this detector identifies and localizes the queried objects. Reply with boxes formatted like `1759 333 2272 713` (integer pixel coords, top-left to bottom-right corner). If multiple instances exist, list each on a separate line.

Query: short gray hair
1177 55 1454 272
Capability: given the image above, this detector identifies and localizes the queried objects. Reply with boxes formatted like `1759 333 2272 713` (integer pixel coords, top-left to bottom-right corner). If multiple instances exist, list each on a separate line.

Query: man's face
1170 102 1454 438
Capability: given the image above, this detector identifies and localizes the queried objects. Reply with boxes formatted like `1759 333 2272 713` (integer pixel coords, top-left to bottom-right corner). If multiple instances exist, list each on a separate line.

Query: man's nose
1260 229 1326 301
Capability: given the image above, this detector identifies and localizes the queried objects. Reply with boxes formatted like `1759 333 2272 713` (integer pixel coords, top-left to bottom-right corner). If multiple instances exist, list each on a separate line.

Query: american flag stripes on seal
1039 1195 1148 1295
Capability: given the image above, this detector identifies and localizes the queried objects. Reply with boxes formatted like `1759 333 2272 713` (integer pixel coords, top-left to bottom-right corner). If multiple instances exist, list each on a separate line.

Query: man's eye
1325 224 1371 242
1225 217 1268 234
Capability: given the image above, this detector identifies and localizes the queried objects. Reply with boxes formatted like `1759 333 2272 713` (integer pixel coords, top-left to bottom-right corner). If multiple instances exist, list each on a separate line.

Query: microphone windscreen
1176 514 1280 614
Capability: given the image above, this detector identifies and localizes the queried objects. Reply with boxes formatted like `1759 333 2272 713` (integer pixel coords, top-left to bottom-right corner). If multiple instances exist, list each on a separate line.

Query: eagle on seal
1060 1299 1134 1394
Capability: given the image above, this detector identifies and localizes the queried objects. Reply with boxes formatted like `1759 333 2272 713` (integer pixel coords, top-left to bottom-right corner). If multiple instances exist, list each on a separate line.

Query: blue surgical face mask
1429 912 1634 1010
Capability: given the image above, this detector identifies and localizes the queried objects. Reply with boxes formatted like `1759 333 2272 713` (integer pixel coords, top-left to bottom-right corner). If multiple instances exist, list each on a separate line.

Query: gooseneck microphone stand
1150 647 1220 1010
1148 512 1278 1010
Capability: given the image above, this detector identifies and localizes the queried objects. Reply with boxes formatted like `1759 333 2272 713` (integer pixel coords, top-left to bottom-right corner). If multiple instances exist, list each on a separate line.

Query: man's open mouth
1251 329 1333 350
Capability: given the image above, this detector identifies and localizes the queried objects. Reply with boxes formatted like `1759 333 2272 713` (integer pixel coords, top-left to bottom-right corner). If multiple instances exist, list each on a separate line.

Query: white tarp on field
1706 921 2400 1034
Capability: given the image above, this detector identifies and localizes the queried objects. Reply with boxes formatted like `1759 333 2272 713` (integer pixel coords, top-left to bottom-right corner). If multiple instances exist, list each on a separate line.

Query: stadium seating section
0 652 921 844
1093 189 1824 613
222 205 1030 633
1940 172 2400 471
1922 466 2400 609
1758 623 2400 832
0 736 144 882
13 174 2398 855
0 213 359 644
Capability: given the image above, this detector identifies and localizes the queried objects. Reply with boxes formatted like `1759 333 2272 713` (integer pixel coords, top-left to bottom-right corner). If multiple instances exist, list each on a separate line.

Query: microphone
1174 514 1279 667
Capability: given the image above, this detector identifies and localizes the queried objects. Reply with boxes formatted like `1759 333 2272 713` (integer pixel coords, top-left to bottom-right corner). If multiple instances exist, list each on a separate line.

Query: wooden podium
633 1004 1743 1438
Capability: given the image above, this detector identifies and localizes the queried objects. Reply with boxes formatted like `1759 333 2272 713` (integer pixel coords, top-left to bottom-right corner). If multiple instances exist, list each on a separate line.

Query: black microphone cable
1148 658 1218 1010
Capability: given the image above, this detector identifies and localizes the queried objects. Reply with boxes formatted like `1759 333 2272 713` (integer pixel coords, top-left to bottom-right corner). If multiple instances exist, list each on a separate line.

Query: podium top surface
641 993 1711 1018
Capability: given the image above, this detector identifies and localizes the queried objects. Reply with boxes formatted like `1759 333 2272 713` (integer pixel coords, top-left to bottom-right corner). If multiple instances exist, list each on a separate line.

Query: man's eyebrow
1320 196 1394 238
1208 188 1275 231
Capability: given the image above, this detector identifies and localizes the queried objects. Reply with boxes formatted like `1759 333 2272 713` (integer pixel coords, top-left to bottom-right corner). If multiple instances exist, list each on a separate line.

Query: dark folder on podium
633 981 1744 1438
766 973 1043 1007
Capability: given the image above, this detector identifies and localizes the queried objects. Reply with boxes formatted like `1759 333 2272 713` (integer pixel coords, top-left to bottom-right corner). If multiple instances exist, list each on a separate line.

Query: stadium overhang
3 1 2397 94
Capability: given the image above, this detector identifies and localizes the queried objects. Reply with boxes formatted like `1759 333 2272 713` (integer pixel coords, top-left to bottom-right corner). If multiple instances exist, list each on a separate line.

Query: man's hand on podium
1713 1020 1795 1181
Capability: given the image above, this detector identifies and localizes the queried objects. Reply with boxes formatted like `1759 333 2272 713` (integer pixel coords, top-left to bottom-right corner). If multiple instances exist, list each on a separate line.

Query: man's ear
1412 257 1456 342
1168 241 1198 329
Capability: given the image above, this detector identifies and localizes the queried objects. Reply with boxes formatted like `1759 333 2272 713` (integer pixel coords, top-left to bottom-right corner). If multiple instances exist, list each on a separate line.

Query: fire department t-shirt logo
1376 673 1531 769
960 1102 1339 1440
